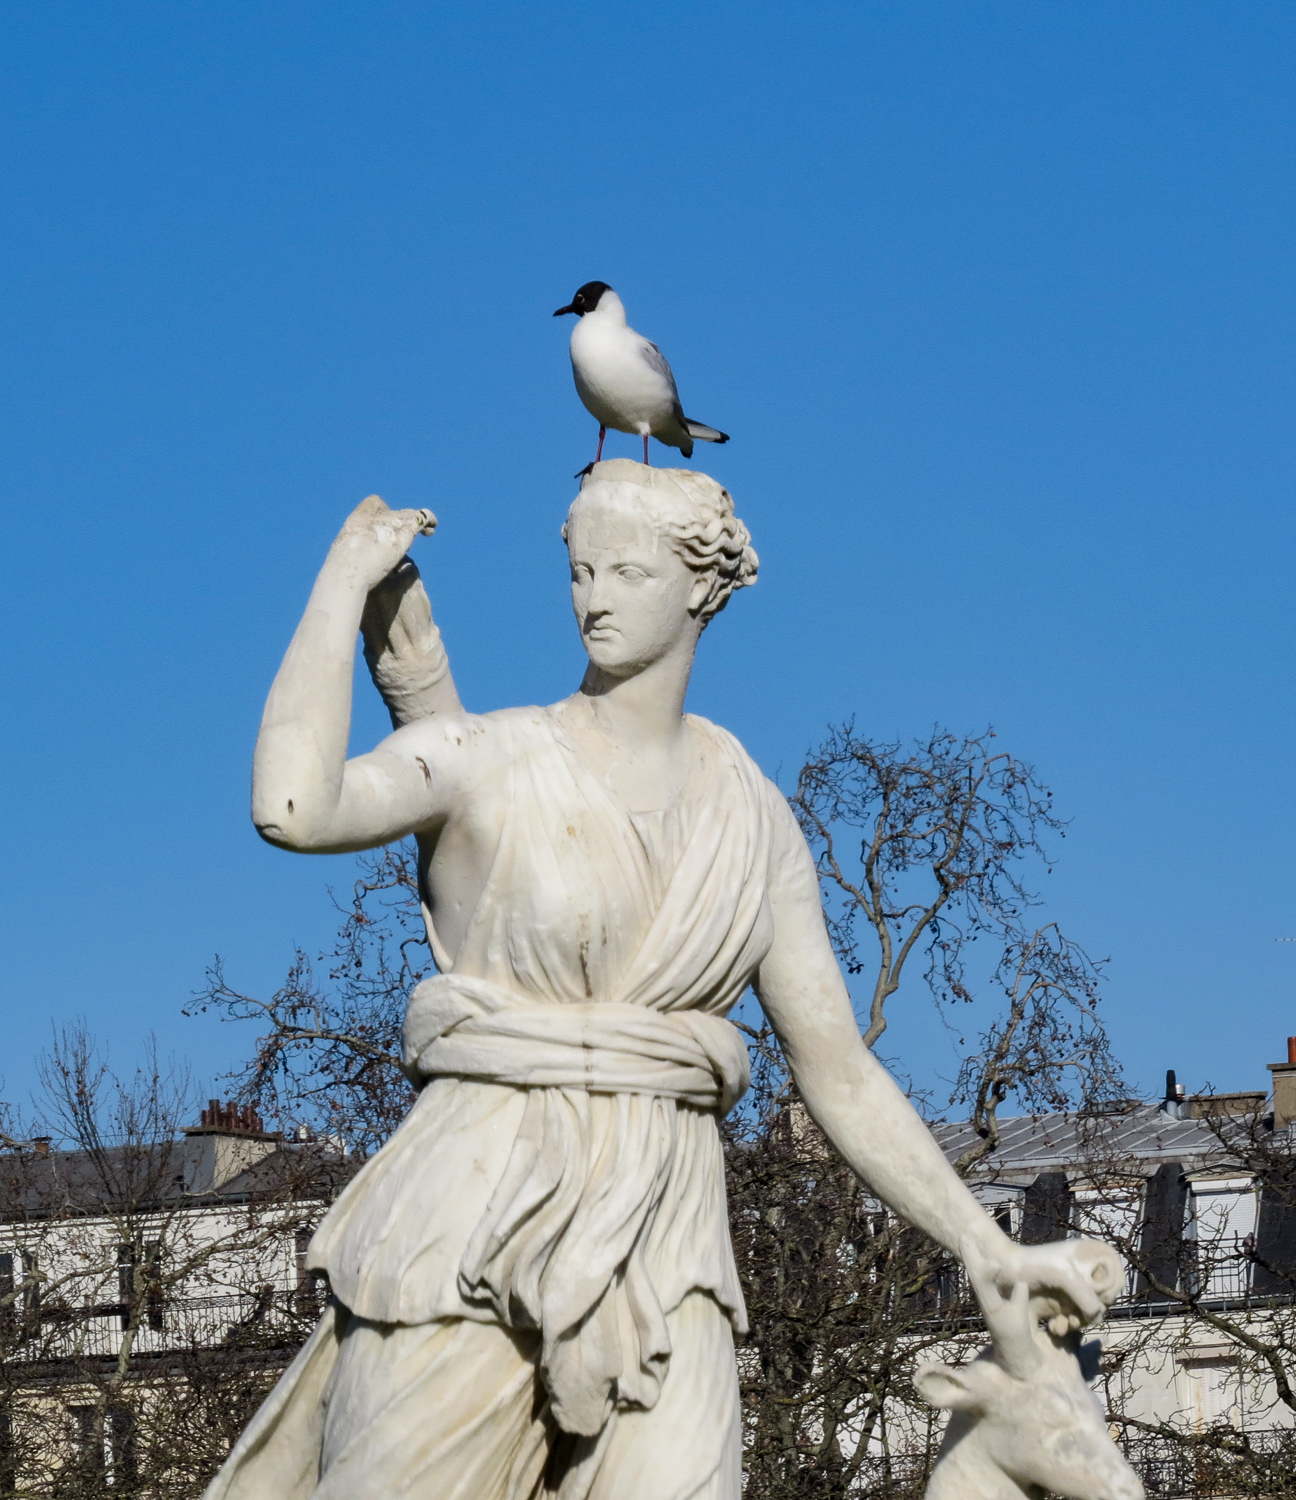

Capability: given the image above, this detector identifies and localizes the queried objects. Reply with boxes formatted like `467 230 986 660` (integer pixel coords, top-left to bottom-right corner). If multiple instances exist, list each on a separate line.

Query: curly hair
563 460 759 624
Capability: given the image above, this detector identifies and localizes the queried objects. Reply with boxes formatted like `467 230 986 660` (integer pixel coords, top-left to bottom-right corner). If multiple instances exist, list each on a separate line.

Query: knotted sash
402 973 750 1436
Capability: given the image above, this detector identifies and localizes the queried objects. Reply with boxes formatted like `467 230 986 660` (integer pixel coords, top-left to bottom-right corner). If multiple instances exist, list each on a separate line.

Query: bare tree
952 923 1122 1172
789 725 1063 1047
725 1036 971 1500
189 846 427 1158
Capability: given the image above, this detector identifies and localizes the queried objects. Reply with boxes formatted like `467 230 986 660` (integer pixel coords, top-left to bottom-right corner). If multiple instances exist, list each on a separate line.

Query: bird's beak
553 304 576 317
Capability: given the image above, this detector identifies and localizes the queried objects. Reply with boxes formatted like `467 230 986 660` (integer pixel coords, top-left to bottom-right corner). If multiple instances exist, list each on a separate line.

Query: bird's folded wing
639 338 680 393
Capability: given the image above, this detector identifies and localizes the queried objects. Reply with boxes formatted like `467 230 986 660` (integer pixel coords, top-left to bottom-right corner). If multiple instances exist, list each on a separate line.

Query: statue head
562 460 758 680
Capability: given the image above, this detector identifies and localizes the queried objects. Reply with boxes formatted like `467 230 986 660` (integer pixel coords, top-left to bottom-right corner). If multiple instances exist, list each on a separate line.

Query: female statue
208 460 1120 1500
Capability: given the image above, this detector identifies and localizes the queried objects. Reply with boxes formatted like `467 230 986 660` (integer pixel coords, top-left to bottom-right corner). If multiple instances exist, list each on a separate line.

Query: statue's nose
1099 1471 1146 1500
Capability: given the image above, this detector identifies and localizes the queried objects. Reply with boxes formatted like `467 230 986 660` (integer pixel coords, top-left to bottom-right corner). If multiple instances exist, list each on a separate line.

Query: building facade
0 1101 350 1495
7 1057 1296 1499
926 1047 1296 1496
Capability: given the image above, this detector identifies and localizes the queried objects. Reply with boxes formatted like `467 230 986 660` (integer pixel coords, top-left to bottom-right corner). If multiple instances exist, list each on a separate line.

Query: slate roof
933 1103 1260 1190
0 1139 352 1222
0 1101 1269 1221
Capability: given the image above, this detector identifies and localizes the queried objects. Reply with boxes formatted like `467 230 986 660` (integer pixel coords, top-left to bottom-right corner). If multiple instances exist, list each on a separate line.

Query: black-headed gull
554 281 730 467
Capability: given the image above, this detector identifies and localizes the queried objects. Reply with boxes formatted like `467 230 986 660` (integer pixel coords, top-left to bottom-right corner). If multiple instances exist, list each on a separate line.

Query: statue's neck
927 1440 1038 1500
578 647 696 751
567 648 701 813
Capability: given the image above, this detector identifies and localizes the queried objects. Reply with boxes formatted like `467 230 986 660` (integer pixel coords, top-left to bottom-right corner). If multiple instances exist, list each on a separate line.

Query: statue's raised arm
251 496 466 855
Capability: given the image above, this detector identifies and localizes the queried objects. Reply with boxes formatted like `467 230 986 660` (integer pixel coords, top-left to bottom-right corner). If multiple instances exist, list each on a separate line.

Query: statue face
566 484 710 677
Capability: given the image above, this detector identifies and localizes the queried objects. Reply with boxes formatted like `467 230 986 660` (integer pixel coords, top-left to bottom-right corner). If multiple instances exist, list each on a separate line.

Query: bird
553 281 730 468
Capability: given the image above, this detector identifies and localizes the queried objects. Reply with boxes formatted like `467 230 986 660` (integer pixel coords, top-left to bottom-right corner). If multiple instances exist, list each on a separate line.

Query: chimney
30 1137 51 1157
197 1098 266 1133
1160 1070 1187 1120
1268 1038 1296 1132
181 1098 277 1195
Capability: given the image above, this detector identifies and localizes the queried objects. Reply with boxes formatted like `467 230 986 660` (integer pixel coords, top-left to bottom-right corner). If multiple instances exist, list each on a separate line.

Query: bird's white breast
569 315 677 434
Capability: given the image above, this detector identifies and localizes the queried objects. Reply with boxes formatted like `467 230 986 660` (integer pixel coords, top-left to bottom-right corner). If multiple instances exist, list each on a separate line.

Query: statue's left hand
980 1236 1124 1335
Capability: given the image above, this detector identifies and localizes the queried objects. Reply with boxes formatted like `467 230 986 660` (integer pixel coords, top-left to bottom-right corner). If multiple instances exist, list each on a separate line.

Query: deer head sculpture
914 1258 1144 1500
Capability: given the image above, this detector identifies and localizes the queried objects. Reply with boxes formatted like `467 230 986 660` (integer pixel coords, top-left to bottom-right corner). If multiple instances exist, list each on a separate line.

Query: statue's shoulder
483 704 567 742
472 704 553 731
684 711 753 762
684 713 787 809
453 703 575 758
385 704 552 759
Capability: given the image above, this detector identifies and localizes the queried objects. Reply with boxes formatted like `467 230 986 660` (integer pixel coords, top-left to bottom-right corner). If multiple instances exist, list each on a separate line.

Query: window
117 1241 165 1331
1179 1355 1242 1429
108 1406 136 1489
931 1260 964 1310
295 1228 323 1315
0 1255 12 1334
19 1252 38 1323
116 1244 135 1330
1071 1186 1143 1299
67 1405 136 1487
68 1406 103 1473
974 1190 1020 1240
1188 1178 1258 1300
143 1242 164 1332
0 1408 14 1497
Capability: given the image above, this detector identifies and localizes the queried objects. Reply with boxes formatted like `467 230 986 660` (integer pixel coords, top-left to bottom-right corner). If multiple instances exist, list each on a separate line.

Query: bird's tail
683 419 730 445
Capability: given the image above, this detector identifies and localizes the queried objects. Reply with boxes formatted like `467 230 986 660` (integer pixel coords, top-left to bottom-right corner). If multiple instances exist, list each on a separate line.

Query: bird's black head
553 281 612 317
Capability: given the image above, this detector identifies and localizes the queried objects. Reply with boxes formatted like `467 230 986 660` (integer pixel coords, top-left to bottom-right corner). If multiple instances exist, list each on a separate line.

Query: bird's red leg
643 434 650 465
595 426 606 463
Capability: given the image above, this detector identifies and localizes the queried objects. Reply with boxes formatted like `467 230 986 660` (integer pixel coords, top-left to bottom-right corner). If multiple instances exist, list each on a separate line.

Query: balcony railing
1122 1427 1296 1498
909 1251 1264 1324
5 1286 320 1362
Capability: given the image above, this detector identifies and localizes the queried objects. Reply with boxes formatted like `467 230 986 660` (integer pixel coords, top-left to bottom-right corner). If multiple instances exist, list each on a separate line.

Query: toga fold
204 705 795 1500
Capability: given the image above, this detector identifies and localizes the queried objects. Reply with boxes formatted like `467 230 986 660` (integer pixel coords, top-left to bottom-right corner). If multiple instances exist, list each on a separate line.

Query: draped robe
204 704 788 1500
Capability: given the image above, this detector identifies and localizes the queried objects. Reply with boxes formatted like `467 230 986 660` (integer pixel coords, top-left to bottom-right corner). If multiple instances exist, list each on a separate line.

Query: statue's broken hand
976 1236 1124 1336
325 494 438 593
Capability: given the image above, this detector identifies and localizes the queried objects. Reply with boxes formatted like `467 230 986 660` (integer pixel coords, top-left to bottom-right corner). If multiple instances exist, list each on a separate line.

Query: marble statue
204 460 1135 1500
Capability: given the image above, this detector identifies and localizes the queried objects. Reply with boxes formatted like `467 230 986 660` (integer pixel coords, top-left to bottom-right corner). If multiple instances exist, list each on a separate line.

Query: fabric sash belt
402 973 750 1113
398 973 750 1437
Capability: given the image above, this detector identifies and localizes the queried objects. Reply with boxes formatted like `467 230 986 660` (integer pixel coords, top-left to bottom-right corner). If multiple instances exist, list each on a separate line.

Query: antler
965 1249 1044 1381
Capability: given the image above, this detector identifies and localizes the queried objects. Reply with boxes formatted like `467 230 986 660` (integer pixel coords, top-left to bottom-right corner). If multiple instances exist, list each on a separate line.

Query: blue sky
2 2 1293 1117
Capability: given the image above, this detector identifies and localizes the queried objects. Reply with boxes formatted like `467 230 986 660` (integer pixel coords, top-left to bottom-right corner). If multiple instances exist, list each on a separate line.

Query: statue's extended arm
252 496 467 854
754 804 1121 1328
